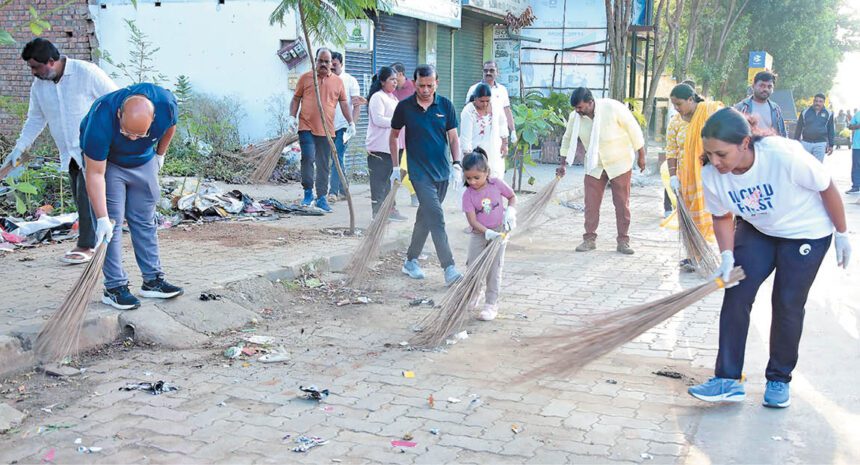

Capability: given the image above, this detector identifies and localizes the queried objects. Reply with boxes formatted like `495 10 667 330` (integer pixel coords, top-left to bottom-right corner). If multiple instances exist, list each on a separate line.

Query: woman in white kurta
460 83 509 179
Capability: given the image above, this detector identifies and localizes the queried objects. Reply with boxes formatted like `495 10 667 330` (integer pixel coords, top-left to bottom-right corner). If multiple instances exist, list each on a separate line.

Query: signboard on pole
345 19 373 52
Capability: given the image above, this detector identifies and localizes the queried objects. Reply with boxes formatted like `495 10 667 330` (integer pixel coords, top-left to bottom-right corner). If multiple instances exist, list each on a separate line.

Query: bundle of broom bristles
519 266 745 379
247 133 298 183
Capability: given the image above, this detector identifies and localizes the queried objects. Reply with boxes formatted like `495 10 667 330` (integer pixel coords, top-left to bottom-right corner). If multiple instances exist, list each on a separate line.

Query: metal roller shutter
436 26 453 100
344 50 373 173
452 15 485 105
374 14 419 82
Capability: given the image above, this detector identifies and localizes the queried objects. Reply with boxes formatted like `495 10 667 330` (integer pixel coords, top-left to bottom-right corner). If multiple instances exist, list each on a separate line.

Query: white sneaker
478 304 498 321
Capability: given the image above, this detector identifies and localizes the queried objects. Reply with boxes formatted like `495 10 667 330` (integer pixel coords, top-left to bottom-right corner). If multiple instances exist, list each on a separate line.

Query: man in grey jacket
734 71 786 137
794 93 834 162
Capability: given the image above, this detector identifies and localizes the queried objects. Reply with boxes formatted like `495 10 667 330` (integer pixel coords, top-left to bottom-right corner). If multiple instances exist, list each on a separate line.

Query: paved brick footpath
1 154 858 464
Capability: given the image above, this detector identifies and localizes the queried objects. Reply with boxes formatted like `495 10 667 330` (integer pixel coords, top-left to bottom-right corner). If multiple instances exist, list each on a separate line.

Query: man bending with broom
558 87 646 255
390 64 463 286
81 83 184 310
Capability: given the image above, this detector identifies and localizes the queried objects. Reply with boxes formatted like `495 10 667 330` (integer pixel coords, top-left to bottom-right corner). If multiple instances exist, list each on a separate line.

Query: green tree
269 0 388 234
98 19 167 85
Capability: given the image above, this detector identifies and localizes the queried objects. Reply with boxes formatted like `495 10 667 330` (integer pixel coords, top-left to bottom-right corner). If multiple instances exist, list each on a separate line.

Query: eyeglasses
119 126 150 139
483 68 496 73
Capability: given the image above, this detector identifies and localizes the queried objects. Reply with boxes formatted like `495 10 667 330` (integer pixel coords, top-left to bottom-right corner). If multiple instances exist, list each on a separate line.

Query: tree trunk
298 4 356 234
605 0 633 100
643 0 684 127
679 0 706 80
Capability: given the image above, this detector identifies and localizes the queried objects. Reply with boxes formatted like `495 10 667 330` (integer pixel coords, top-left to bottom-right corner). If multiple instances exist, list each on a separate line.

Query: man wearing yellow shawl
666 83 723 270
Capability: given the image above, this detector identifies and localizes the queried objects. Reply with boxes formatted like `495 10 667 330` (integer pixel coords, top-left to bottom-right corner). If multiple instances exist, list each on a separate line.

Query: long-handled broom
343 181 401 287
518 267 745 380
34 242 109 362
673 187 719 277
410 176 563 348
0 153 33 181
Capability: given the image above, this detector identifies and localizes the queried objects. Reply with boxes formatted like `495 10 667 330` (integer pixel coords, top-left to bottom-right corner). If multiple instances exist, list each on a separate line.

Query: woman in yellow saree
666 83 723 271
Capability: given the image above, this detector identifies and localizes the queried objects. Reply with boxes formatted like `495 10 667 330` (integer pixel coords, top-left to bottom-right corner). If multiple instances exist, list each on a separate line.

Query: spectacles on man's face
483 68 497 74
120 127 150 139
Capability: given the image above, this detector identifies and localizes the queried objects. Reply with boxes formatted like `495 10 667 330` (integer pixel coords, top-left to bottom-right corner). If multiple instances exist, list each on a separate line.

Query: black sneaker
846 188 860 195
140 277 184 299
102 285 141 310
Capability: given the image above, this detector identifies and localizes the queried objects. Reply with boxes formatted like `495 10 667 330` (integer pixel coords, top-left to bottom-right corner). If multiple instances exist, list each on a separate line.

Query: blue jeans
103 156 163 289
298 130 331 198
407 179 455 269
715 220 830 383
852 149 860 189
329 128 347 196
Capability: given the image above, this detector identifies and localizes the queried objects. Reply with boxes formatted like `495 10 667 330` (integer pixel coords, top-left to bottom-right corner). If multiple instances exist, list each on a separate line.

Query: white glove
484 229 502 240
835 231 851 268
390 166 401 183
451 163 464 187
669 175 681 192
509 131 518 145
157 154 165 170
2 148 23 169
503 206 517 231
286 115 298 133
95 216 114 245
344 122 356 143
712 250 736 288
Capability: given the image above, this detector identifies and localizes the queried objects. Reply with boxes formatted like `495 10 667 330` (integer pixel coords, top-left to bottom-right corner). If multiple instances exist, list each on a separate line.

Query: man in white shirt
329 51 362 200
465 60 516 144
1 38 118 264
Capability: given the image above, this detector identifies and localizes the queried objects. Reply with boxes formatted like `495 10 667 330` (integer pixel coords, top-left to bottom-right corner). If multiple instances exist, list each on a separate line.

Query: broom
518 266 745 380
0 153 33 181
249 134 297 183
673 187 719 277
34 242 109 362
343 181 401 287
410 176 563 348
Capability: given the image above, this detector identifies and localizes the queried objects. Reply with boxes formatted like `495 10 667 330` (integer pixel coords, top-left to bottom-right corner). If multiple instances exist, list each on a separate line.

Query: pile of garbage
0 210 79 251
159 178 324 224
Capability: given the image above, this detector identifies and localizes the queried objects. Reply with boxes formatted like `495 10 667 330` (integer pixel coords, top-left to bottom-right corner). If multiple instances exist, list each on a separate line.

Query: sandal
60 250 93 265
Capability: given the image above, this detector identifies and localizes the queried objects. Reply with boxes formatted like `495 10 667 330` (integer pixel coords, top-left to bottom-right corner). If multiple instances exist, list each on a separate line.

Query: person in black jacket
794 93 834 162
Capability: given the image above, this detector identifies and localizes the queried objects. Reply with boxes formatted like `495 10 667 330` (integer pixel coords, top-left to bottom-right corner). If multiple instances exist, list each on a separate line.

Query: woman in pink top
364 66 406 221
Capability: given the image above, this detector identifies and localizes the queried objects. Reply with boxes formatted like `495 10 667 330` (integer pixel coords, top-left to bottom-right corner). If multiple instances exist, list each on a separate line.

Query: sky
831 0 860 110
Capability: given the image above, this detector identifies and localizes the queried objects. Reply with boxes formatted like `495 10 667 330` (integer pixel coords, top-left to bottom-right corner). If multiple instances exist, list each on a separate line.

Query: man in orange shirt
288 48 354 212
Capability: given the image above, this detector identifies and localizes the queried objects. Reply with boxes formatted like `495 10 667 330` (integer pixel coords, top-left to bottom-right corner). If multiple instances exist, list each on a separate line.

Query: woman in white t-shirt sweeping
687 108 852 408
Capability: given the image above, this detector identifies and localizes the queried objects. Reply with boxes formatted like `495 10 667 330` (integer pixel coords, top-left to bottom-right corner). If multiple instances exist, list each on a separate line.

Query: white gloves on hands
157 154 165 170
2 148 23 169
835 231 851 269
286 115 299 133
390 166 401 183
95 216 114 245
484 229 502 241
509 131 518 145
713 250 737 288
504 206 517 231
344 122 357 143
451 163 464 187
669 175 681 192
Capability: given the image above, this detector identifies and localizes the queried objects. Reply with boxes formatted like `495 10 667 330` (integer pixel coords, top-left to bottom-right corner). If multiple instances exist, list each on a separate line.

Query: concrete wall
1 0 96 136
89 0 302 142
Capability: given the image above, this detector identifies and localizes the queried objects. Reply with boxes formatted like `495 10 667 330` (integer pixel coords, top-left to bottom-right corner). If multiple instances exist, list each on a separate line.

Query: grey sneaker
388 209 408 222
443 265 462 286
617 242 635 255
401 259 425 279
575 240 596 252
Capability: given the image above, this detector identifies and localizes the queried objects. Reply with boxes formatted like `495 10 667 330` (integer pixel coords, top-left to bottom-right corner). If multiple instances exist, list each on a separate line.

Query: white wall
89 0 304 142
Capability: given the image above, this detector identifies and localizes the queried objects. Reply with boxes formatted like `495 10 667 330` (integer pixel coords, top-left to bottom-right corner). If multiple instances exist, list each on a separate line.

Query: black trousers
367 152 393 216
69 159 96 249
715 220 831 383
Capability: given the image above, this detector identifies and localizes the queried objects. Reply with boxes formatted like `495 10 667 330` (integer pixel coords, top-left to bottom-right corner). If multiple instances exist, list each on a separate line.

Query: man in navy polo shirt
389 64 463 286
81 83 184 310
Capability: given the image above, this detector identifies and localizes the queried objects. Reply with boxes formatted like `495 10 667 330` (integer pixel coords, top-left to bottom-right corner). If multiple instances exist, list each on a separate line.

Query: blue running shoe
763 380 790 408
315 196 333 213
402 259 425 279
688 377 745 403
443 265 462 287
301 189 314 206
